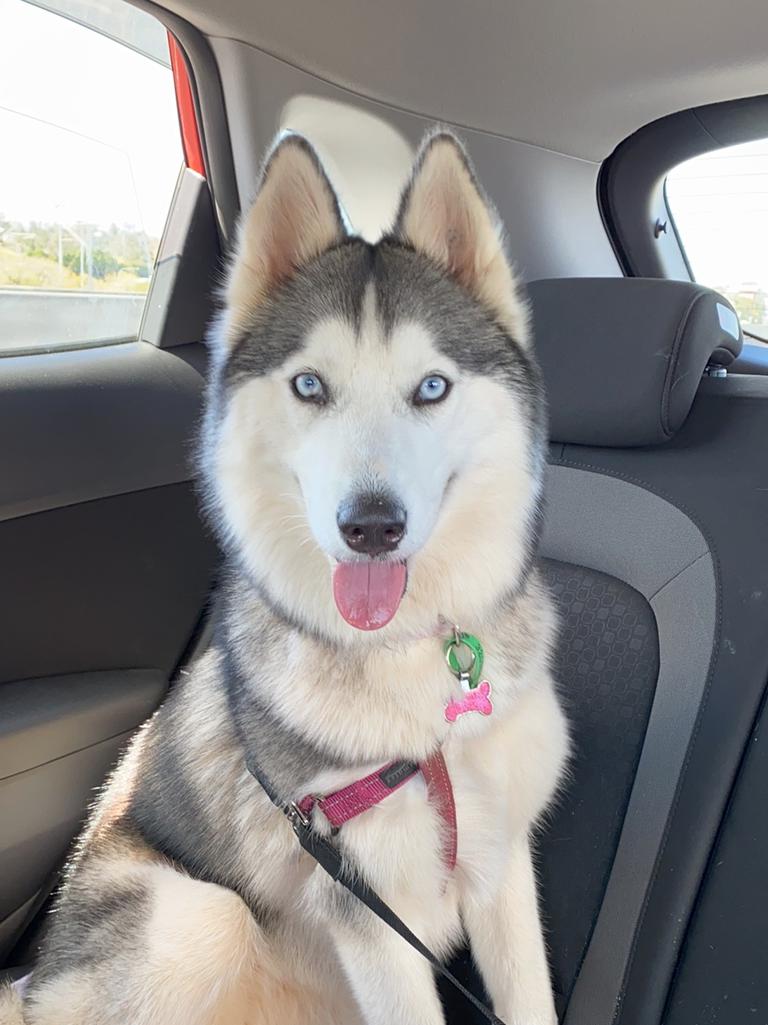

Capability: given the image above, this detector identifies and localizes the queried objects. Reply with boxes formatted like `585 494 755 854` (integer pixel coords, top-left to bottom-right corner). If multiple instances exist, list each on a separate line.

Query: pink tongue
333 561 407 631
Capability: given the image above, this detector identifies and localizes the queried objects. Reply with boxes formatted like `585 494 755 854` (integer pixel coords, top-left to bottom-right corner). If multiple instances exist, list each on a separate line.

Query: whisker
282 523 311 537
277 514 307 527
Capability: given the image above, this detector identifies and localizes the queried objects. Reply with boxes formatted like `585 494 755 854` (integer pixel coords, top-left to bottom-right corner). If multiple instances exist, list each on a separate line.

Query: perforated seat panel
538 559 659 1009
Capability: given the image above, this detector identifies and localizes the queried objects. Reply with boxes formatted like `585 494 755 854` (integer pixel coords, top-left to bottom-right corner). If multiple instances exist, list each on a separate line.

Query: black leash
246 758 505 1025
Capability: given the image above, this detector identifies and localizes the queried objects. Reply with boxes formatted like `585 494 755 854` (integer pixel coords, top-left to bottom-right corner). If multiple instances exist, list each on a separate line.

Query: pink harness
297 751 457 871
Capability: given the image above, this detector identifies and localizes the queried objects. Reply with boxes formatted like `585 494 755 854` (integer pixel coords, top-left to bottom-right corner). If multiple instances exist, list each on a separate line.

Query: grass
0 245 150 294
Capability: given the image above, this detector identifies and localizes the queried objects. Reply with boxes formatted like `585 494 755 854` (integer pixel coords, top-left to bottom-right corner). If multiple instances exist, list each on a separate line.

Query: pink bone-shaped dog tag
444 681 493 723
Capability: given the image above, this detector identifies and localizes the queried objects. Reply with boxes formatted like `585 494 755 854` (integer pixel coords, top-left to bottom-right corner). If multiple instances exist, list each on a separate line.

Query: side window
666 139 768 343
0 0 182 354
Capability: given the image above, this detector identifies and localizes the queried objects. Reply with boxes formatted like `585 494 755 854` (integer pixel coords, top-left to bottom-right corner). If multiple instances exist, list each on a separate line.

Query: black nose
337 495 407 556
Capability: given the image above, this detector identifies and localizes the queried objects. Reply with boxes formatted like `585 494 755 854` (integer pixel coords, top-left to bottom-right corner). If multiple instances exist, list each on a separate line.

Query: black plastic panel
140 170 221 349
0 483 216 686
0 670 168 779
0 341 206 523
664 687 768 1024
0 729 136 960
0 670 169 960
599 94 768 282
733 342 768 376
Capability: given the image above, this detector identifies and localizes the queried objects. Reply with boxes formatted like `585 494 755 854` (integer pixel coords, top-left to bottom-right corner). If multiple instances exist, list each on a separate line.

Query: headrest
527 278 742 447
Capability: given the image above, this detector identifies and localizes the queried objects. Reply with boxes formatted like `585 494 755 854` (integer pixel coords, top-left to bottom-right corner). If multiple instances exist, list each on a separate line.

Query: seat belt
246 757 506 1025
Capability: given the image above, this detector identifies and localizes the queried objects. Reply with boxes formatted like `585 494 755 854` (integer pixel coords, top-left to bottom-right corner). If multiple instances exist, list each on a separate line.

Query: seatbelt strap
245 757 505 1025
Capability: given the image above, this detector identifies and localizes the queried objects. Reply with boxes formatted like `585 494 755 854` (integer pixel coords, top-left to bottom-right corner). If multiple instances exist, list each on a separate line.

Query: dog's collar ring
444 628 484 691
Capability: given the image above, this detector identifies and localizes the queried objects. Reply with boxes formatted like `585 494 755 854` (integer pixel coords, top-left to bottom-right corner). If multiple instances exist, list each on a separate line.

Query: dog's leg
23 859 260 1025
22 857 328 1025
330 919 446 1025
0 981 25 1025
463 836 557 1025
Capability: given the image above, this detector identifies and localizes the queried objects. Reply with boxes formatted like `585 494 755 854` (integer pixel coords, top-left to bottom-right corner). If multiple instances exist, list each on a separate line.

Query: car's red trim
168 33 205 177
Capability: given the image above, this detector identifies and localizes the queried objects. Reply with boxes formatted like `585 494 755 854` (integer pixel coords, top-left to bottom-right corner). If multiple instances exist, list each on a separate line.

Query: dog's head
203 130 546 643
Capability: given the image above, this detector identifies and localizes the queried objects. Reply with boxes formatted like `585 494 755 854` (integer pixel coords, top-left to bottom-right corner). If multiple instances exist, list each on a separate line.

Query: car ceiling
154 0 768 160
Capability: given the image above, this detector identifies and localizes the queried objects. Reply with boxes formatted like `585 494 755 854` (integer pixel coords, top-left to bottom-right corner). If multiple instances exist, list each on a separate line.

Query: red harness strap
297 751 457 871
420 751 458 871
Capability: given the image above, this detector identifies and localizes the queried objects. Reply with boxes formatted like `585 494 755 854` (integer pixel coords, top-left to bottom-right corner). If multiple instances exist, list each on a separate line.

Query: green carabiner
444 630 484 689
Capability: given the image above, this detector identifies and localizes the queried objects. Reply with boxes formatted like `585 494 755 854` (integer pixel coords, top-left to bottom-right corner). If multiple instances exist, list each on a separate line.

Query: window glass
666 139 768 342
0 0 182 353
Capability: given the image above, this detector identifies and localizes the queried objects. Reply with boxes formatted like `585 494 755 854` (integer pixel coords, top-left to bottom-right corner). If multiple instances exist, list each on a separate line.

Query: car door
0 0 220 964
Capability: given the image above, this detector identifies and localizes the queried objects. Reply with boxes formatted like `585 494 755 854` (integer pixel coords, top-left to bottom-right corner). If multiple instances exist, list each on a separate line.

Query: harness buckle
285 801 311 833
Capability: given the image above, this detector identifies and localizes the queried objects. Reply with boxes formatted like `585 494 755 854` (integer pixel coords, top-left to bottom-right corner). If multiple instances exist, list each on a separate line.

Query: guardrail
0 288 145 351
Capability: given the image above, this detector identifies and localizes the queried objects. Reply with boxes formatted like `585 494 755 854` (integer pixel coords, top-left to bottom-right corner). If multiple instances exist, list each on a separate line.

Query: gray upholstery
549 374 768 1025
527 278 742 447
499 278 765 1025
445 464 717 1024
541 466 717 1025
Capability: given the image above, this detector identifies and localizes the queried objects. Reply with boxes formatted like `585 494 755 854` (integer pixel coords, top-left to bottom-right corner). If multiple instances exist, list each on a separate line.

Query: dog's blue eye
292 373 325 402
414 374 451 405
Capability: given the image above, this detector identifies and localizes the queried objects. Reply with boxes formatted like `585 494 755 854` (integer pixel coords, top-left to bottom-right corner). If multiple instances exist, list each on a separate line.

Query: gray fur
28 861 150 990
123 691 277 922
217 564 363 789
216 236 539 400
224 239 373 387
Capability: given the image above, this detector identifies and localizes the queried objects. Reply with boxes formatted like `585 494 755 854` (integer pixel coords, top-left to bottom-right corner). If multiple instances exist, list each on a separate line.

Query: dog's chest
328 732 525 921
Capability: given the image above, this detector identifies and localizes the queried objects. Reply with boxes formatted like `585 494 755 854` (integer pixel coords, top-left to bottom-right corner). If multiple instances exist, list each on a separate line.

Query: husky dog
1 129 568 1025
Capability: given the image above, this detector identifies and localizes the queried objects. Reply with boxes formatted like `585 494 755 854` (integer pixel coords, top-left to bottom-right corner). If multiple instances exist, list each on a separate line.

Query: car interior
1 0 767 1022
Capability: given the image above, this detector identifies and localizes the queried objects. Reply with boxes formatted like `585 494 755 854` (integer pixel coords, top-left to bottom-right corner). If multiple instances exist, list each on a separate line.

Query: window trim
598 94 768 347
598 94 768 281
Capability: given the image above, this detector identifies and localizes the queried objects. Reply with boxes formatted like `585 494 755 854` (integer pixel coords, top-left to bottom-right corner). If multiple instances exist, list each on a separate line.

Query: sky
666 138 768 295
0 0 182 237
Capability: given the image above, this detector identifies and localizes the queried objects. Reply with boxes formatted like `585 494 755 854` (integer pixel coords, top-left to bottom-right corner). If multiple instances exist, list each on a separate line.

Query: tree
91 249 121 279
728 290 767 326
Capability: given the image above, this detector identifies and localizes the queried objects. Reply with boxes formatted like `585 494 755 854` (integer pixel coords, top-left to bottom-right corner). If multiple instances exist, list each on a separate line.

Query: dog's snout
337 495 407 556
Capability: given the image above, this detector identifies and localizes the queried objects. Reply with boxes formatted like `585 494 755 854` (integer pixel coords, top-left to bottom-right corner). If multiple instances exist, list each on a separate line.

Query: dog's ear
225 134 346 335
392 130 526 340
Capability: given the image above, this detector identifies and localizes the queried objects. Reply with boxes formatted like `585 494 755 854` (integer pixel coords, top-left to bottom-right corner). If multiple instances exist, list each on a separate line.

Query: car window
666 138 768 343
0 0 182 355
